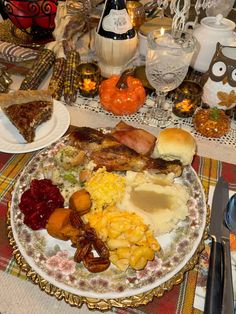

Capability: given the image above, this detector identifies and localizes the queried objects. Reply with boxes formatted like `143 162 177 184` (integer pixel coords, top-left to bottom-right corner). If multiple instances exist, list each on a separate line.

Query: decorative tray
7 131 209 310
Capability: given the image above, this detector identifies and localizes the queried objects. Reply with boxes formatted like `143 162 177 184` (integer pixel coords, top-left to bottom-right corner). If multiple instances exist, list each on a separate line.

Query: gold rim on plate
7 203 210 310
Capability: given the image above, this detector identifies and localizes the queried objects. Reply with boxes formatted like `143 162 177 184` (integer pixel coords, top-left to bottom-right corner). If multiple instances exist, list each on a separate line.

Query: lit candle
160 27 165 36
77 63 101 97
173 98 195 118
172 80 203 118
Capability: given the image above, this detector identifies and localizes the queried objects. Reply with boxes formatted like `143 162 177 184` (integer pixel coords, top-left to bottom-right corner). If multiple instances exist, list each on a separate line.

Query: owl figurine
201 42 236 110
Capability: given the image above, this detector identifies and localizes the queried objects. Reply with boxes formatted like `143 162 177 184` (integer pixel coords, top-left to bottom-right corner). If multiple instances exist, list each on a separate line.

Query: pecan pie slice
0 90 53 143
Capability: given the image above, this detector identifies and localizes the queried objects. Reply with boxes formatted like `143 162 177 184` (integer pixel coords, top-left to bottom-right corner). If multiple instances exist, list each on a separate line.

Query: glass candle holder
126 1 146 30
171 80 203 118
77 62 101 97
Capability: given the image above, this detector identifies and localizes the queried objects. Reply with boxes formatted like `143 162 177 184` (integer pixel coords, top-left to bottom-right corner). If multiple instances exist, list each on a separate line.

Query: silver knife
221 192 234 314
204 177 229 314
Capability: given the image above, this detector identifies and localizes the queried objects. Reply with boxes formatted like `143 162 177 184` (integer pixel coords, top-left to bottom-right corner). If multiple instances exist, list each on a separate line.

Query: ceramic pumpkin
201 43 236 110
99 71 146 116
193 107 230 138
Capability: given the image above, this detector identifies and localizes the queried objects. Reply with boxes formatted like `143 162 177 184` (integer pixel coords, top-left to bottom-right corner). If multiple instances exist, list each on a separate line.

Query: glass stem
151 91 167 119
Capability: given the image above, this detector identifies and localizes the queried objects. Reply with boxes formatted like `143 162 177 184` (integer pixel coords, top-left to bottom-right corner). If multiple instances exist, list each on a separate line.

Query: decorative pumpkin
193 107 230 138
99 69 146 116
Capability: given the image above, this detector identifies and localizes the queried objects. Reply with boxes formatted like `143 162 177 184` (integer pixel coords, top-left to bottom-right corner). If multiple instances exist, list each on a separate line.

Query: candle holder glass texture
171 80 203 118
126 1 146 30
77 62 101 97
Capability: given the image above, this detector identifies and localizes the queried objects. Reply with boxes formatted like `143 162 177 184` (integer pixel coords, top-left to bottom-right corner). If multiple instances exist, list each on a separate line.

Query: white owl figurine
202 43 236 110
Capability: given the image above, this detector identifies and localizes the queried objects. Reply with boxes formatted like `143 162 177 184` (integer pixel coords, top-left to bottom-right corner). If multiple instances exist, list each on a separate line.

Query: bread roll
152 128 196 166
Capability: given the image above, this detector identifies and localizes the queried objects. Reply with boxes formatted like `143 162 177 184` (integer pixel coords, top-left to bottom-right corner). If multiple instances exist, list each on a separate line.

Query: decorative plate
0 100 70 153
8 134 208 310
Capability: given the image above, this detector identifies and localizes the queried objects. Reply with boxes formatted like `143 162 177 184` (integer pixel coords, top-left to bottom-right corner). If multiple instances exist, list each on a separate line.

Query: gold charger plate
7 134 210 310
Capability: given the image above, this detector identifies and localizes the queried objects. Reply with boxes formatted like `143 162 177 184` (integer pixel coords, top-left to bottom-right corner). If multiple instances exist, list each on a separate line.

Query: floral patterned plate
9 135 207 309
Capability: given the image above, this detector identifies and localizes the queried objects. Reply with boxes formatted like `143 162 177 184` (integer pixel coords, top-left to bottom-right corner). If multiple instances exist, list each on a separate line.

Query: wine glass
143 29 196 128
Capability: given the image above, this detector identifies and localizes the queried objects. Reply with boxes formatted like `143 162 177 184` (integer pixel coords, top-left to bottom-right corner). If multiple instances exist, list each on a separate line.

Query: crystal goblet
144 29 196 128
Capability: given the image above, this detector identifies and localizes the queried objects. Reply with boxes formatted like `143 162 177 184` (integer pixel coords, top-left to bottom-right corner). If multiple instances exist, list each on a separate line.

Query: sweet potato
69 189 92 215
60 224 80 245
46 208 73 240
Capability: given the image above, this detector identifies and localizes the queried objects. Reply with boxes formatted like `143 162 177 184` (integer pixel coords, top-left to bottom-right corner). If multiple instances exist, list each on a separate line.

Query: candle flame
160 27 165 36
176 99 193 112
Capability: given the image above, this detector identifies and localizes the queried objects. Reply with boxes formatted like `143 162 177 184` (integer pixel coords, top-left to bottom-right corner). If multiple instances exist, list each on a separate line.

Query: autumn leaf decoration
217 90 236 107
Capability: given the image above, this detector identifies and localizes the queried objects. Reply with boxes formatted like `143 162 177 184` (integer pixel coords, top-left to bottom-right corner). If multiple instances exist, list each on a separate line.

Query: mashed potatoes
118 171 190 235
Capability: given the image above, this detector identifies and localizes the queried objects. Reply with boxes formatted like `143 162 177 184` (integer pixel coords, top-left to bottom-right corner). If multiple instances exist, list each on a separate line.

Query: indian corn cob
48 57 66 100
63 49 80 105
20 49 55 90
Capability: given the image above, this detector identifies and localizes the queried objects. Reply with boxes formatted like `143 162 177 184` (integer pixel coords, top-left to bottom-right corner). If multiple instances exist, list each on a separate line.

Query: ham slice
112 121 156 156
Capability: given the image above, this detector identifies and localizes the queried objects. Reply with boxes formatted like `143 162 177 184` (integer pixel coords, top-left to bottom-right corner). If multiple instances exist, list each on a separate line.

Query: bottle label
102 9 133 34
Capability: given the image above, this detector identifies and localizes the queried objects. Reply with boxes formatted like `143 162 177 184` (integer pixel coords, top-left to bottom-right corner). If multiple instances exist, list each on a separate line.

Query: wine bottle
97 0 135 40
95 0 138 77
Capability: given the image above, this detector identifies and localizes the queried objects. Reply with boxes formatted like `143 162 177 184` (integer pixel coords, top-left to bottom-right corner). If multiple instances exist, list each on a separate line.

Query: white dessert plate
0 100 70 153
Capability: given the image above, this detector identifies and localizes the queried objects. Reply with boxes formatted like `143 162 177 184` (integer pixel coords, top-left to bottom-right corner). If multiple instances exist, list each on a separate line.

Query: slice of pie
0 90 53 143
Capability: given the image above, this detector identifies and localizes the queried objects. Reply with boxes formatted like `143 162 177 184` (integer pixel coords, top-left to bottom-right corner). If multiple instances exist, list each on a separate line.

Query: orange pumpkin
99 72 146 116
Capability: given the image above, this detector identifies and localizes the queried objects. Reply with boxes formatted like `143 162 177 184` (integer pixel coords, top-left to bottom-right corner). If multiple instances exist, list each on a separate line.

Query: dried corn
20 49 55 90
48 57 66 100
63 49 80 105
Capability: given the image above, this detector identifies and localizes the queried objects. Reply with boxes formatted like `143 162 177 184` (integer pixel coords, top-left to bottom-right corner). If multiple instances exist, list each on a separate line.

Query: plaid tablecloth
0 150 236 313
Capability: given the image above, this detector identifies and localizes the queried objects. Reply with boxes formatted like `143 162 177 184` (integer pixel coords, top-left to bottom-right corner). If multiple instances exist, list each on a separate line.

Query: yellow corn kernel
85 168 125 210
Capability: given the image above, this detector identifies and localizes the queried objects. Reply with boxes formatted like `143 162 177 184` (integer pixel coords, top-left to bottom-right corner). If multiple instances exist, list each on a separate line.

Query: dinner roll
152 128 196 165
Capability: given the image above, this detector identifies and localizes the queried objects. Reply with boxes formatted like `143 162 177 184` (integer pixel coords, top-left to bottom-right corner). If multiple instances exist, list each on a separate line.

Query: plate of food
8 123 207 310
0 90 70 153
